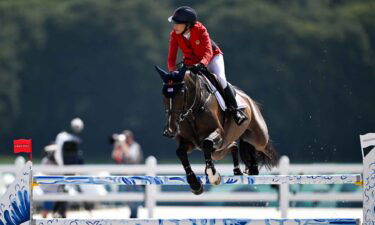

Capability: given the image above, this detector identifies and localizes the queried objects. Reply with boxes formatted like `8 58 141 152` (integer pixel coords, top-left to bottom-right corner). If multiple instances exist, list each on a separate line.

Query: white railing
0 155 362 218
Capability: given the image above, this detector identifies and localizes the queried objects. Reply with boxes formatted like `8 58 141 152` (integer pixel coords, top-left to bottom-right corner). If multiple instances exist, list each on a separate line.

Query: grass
0 155 17 164
0 154 41 164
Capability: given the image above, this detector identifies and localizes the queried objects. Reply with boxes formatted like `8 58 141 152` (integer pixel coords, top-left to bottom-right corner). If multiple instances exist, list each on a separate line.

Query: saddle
201 71 225 98
197 70 246 112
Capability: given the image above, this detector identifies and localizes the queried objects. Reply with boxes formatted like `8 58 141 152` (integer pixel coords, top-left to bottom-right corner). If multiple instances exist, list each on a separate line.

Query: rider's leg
207 54 247 125
207 54 228 89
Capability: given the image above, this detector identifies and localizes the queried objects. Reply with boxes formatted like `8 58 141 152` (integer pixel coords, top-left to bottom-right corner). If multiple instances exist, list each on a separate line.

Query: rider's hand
190 63 206 74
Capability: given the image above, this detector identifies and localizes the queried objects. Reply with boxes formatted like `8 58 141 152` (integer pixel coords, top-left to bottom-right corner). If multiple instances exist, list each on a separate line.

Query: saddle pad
203 76 246 111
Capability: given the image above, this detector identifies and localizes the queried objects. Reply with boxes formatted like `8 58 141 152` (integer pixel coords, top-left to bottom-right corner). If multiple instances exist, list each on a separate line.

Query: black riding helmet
168 6 197 26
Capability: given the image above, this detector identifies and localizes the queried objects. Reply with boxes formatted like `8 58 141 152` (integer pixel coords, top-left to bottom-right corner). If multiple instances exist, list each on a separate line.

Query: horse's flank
180 72 270 154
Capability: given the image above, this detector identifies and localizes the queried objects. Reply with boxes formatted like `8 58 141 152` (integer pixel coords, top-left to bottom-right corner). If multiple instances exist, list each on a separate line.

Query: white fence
0 156 363 218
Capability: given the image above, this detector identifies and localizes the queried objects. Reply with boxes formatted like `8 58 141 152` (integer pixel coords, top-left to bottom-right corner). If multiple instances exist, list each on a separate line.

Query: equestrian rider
167 6 247 125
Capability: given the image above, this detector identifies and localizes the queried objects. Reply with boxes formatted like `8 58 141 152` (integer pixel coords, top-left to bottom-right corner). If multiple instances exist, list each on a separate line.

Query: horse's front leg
202 129 223 185
176 141 203 195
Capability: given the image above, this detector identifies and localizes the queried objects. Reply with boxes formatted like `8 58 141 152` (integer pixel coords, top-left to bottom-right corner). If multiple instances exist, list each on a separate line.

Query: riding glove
190 63 206 74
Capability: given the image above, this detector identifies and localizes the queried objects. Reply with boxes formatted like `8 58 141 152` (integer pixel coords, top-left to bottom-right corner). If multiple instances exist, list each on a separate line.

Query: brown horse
155 66 278 195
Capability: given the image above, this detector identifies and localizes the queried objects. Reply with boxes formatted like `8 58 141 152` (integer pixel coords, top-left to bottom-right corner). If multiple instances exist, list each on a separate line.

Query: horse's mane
184 71 198 84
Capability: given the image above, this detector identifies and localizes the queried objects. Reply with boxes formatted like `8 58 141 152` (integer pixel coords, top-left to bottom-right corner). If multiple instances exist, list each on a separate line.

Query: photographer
110 130 143 218
111 130 143 164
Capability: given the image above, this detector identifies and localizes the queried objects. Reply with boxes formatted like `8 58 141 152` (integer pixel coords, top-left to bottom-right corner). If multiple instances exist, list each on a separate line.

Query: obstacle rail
33 218 359 225
34 174 362 185
33 174 361 185
1 133 375 225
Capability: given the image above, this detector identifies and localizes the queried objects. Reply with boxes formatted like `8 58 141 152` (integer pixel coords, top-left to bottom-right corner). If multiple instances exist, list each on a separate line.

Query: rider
167 6 247 125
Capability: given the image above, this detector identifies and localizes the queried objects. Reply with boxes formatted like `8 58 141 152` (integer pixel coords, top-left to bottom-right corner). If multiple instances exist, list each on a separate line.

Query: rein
178 77 199 122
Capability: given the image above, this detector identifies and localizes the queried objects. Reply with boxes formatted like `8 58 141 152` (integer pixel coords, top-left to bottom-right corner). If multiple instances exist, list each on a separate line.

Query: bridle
165 72 212 128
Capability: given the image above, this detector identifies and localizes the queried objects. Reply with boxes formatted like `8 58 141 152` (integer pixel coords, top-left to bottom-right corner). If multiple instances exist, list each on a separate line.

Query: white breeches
207 54 228 89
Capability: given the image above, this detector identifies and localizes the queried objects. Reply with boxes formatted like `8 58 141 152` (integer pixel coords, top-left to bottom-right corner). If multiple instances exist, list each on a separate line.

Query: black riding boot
224 85 248 125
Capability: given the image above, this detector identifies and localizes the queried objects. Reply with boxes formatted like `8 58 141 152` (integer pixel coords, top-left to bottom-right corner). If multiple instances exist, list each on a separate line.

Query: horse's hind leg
176 140 203 195
239 139 259 175
229 142 243 175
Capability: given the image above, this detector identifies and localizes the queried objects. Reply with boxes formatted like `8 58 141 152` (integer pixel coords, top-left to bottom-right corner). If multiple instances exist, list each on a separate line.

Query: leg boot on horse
176 143 203 195
202 130 222 185
230 144 243 175
239 139 259 175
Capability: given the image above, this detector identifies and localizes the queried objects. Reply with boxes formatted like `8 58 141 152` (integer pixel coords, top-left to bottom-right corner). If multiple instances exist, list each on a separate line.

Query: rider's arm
199 27 213 67
168 31 178 71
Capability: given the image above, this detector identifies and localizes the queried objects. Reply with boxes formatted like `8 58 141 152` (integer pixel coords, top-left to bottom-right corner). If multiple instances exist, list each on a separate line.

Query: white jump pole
279 155 290 218
145 156 157 218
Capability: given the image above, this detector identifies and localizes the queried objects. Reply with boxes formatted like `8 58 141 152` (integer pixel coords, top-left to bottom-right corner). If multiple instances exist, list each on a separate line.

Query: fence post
279 155 290 218
360 133 375 225
145 156 157 218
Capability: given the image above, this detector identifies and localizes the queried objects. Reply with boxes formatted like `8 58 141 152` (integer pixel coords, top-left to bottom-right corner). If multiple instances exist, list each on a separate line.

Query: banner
13 139 32 154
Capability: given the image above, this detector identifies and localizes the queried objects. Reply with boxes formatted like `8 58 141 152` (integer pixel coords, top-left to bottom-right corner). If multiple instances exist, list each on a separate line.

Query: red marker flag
14 139 32 154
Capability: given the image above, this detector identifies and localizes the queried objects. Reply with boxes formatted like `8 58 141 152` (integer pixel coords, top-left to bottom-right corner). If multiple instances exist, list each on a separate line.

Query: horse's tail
258 140 279 170
235 88 279 170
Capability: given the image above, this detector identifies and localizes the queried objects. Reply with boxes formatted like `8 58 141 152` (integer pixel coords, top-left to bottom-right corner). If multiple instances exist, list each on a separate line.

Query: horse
155 66 278 195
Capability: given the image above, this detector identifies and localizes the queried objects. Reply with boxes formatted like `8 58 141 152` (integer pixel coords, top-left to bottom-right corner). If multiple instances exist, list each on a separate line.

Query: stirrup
233 109 247 125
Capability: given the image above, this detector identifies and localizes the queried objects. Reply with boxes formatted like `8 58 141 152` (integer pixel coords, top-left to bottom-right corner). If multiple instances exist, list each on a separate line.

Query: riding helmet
168 6 197 25
71 117 84 133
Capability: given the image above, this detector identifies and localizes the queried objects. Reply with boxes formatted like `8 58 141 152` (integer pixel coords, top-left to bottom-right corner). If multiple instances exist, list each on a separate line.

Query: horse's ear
155 66 168 80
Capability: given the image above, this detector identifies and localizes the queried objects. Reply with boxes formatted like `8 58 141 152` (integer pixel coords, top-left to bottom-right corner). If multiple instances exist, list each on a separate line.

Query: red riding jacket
167 21 222 72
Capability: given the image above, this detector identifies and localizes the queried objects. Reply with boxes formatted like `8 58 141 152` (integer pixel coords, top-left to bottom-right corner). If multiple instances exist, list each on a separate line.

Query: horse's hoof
191 184 204 195
206 167 221 185
245 166 259 175
214 173 222 185
187 172 203 194
233 168 243 175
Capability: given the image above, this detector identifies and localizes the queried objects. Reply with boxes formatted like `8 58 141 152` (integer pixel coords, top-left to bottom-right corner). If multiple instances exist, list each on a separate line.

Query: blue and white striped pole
33 174 361 186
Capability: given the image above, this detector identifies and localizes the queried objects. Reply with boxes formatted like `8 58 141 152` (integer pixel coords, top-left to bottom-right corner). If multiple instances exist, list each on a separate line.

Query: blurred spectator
54 117 84 166
110 130 143 218
41 117 92 218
